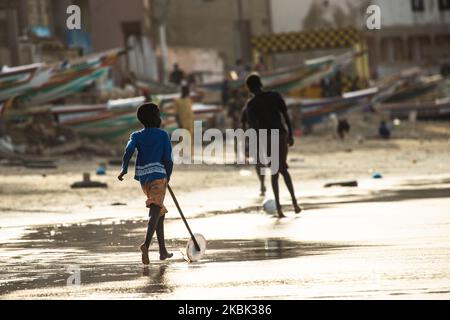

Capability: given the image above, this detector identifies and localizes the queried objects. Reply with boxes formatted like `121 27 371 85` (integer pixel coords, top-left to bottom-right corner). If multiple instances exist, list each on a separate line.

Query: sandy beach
1 117 450 299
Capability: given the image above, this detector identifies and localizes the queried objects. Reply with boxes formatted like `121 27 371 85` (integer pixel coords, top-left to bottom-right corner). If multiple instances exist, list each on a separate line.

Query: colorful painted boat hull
288 87 379 127
52 96 222 140
198 51 360 94
0 49 124 108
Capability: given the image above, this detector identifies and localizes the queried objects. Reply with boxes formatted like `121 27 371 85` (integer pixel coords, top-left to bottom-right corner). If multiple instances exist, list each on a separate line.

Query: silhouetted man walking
244 74 302 218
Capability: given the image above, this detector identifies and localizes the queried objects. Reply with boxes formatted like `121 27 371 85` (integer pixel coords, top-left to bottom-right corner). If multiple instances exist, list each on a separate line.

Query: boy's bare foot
140 244 150 265
160 252 174 261
277 210 286 218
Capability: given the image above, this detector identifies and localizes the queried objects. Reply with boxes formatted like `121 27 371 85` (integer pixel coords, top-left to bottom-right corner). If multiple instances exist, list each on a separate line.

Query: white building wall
371 0 450 26
270 0 450 34
270 0 353 33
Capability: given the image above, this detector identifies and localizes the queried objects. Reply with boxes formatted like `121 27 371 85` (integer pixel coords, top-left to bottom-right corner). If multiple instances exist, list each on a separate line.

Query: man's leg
280 169 302 213
140 204 161 265
271 173 285 218
256 163 266 196
156 214 173 260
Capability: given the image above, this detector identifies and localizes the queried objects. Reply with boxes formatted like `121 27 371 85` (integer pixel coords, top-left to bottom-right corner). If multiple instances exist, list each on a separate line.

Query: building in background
160 0 272 70
267 0 450 77
270 0 364 33
364 0 450 77
0 0 157 82
2 0 449 81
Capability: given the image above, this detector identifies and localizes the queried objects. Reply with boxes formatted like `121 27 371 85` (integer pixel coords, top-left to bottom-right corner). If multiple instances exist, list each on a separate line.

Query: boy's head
246 74 263 94
137 103 162 128
181 84 190 98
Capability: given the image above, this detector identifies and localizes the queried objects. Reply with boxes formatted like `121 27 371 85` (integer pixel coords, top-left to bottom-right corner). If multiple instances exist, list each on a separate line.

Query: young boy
118 103 173 265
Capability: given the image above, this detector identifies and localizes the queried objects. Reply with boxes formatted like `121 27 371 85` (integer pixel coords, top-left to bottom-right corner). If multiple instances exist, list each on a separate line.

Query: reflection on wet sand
1 176 450 299
0 215 366 296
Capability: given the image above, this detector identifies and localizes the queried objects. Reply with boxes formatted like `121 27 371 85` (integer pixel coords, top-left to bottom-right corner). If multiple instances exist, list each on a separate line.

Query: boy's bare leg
280 169 302 214
256 164 266 196
140 204 161 265
156 214 173 260
271 173 285 218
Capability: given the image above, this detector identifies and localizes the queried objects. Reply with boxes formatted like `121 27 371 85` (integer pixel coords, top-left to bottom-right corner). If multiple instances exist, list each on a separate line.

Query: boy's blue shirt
121 128 173 185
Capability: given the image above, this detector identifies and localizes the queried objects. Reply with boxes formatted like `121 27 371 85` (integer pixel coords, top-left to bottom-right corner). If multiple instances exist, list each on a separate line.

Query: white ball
186 233 207 262
263 199 277 214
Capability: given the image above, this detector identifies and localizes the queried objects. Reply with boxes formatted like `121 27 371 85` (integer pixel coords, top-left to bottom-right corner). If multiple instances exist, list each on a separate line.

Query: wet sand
1 124 450 299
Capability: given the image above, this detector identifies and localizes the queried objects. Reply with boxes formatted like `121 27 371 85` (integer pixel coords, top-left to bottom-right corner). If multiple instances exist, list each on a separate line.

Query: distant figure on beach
253 56 268 73
228 89 245 130
333 70 343 96
174 85 194 139
351 76 360 92
118 103 174 265
378 121 391 139
232 59 247 80
221 77 230 106
320 77 332 98
337 118 350 140
244 74 302 218
169 63 185 86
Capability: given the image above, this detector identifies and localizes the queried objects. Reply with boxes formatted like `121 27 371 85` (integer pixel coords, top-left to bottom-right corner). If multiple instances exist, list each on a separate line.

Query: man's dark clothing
245 91 288 134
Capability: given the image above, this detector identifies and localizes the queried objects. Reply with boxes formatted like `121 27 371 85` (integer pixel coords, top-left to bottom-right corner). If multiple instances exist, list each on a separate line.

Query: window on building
438 0 450 11
411 0 425 11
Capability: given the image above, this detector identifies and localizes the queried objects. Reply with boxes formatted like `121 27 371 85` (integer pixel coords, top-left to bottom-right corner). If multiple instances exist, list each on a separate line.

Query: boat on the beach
0 48 124 109
198 51 362 94
288 87 379 127
0 63 42 91
378 98 450 120
51 95 223 140
381 74 442 104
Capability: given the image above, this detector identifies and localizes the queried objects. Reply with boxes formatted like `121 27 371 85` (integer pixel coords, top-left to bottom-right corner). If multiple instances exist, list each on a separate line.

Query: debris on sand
24 160 58 169
324 180 358 188
2 107 117 157
96 163 107 175
372 172 383 179
71 173 107 189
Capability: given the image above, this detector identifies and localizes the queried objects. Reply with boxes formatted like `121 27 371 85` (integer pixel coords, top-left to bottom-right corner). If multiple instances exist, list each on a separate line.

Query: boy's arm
278 93 294 146
118 133 137 180
247 104 259 130
162 132 173 181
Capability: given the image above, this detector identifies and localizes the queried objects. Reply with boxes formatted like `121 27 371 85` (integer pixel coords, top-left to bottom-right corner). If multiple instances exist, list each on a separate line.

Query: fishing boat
288 87 379 128
378 98 450 120
135 79 179 94
51 95 223 140
382 74 442 103
197 51 362 94
0 48 124 109
0 63 42 91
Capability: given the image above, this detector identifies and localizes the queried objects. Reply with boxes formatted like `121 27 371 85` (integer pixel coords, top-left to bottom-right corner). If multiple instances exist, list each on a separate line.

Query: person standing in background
169 63 185 86
174 85 194 140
